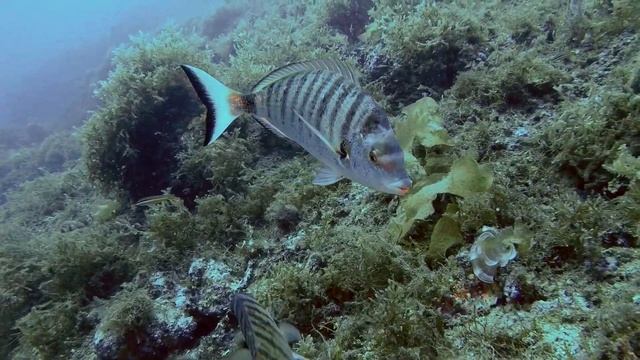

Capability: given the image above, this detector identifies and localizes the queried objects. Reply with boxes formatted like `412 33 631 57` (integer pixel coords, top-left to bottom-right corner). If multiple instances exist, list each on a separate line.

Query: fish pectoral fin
313 166 344 186
232 330 245 347
292 108 336 154
252 115 292 140
278 321 302 344
227 348 252 360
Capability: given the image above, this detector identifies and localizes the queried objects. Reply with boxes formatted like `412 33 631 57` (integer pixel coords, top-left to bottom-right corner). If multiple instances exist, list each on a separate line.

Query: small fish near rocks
229 293 307 360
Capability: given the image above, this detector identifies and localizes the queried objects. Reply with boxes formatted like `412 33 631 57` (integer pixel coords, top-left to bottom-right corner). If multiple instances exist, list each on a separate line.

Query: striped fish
134 193 182 207
230 293 306 360
181 59 412 195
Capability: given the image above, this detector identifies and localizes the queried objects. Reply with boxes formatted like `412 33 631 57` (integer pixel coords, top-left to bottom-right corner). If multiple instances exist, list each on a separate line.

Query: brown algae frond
469 225 531 283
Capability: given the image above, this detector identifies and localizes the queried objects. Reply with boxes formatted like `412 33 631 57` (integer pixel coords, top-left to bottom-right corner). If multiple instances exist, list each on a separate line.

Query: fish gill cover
0 0 639 359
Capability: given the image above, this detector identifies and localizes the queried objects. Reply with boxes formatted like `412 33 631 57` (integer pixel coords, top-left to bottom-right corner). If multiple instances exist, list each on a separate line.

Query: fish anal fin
253 115 291 140
278 322 301 344
313 166 344 186
228 348 252 360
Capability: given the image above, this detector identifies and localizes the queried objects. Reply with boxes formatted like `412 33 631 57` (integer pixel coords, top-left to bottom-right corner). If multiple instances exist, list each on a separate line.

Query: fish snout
388 178 412 195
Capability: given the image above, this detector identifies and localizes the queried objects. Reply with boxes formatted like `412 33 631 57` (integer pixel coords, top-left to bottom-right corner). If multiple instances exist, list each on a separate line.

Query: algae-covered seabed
1 1 639 359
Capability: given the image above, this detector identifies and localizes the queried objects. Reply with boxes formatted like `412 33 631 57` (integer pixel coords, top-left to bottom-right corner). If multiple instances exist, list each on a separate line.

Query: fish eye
369 149 379 163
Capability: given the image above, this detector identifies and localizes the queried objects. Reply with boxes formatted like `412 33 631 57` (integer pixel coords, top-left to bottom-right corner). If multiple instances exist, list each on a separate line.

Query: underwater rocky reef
1 0 639 359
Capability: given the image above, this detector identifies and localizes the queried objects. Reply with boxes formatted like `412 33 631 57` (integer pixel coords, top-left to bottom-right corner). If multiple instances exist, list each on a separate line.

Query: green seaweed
83 26 212 200
427 203 463 261
364 0 489 103
390 156 493 240
396 97 450 150
605 145 640 181
44 228 133 298
174 129 255 201
98 288 153 337
545 87 640 194
450 48 570 110
211 0 347 90
0 130 81 204
389 96 492 241
14 300 82 359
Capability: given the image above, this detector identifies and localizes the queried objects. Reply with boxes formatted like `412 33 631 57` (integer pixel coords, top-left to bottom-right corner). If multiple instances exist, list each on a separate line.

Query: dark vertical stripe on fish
300 71 322 116
311 73 340 128
266 83 278 119
254 330 290 359
276 77 289 116
320 82 346 142
246 308 273 327
279 77 296 122
316 76 342 127
244 303 275 358
305 72 329 120
327 83 353 142
350 97 371 136
295 72 315 112
340 91 365 139
233 297 258 357
245 301 271 318
285 75 303 125
290 75 306 108
270 81 285 120
300 72 327 136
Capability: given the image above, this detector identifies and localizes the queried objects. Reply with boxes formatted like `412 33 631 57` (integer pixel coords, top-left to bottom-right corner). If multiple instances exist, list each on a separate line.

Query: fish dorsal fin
252 59 362 93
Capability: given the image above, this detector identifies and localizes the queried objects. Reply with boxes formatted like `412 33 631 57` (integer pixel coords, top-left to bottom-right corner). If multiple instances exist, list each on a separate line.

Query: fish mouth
387 178 412 195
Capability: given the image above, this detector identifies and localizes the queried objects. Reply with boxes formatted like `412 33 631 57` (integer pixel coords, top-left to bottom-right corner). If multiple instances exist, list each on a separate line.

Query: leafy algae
390 156 493 240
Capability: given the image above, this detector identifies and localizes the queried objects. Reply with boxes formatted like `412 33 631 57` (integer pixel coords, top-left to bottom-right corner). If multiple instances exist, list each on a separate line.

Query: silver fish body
181 60 412 195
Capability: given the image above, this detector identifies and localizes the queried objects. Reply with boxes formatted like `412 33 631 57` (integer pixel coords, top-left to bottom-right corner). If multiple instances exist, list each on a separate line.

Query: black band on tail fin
181 65 216 146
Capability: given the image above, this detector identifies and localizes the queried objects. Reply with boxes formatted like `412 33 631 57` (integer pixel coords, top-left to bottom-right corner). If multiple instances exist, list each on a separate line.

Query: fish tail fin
181 65 254 146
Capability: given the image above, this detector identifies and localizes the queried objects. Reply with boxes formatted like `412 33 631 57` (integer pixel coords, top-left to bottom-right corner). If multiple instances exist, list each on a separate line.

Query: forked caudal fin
180 65 253 145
